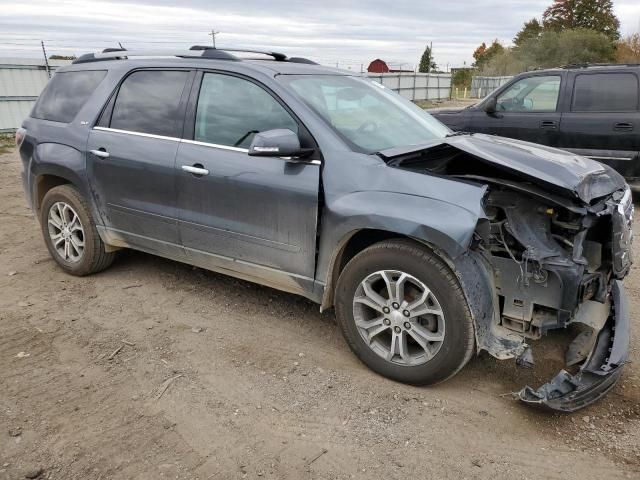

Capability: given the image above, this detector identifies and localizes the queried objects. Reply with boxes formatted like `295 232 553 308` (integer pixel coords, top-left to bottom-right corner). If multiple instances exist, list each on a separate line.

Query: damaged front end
477 183 633 412
382 135 634 412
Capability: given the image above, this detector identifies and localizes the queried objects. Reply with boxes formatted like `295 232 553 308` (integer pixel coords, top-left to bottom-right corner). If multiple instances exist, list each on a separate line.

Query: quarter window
194 73 298 148
496 75 561 112
110 70 189 137
572 73 639 112
32 70 107 123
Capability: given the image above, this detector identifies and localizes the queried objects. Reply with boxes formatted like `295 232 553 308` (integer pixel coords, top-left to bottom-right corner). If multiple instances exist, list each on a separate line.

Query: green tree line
472 0 639 76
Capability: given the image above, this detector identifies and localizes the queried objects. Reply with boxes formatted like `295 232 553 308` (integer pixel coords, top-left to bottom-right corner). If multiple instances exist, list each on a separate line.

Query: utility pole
208 30 220 48
41 40 51 79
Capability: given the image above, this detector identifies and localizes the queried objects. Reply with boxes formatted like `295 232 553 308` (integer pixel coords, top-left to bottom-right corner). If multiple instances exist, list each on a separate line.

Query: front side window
110 70 189 137
278 75 450 153
194 73 298 148
572 73 639 112
496 75 561 113
32 70 107 123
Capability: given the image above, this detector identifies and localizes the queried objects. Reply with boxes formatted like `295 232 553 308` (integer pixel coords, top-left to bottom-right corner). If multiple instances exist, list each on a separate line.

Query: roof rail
72 48 239 64
561 62 640 69
189 45 289 61
72 46 319 66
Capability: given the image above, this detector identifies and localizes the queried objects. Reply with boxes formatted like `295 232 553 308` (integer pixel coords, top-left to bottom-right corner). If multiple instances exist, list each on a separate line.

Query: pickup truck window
572 73 639 112
496 75 560 113
279 75 449 154
194 73 298 149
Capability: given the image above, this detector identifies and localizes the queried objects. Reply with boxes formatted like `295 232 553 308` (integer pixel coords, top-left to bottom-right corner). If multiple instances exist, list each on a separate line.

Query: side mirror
248 129 308 158
483 96 498 114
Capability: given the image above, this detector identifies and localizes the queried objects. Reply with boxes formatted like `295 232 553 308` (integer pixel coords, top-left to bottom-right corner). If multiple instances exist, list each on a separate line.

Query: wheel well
35 175 70 212
321 229 412 311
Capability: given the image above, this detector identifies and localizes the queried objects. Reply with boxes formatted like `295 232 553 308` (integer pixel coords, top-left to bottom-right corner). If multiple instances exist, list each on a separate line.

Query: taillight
15 127 26 148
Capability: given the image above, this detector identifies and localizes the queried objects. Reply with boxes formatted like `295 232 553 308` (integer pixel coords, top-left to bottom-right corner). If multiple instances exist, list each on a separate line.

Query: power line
208 30 220 48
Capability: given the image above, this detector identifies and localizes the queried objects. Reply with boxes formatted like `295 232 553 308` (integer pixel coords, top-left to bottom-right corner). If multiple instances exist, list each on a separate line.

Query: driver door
469 74 563 146
174 71 321 294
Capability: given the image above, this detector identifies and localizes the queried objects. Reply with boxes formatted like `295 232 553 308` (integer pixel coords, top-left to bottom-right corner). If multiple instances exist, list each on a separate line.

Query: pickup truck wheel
335 240 474 385
40 185 116 276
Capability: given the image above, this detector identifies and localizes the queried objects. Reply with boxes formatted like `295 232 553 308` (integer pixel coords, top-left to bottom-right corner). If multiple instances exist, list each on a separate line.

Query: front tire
335 239 474 385
40 184 116 276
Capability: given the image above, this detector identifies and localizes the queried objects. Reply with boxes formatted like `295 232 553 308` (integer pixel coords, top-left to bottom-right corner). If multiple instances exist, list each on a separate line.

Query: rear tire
40 184 116 276
335 239 474 385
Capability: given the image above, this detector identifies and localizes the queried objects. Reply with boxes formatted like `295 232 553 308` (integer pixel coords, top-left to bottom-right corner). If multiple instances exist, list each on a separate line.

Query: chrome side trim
93 126 180 142
588 156 633 161
182 138 249 153
93 127 321 165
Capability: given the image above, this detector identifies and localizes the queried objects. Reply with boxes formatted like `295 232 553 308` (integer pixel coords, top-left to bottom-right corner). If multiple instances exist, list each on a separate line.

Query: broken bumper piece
517 280 630 412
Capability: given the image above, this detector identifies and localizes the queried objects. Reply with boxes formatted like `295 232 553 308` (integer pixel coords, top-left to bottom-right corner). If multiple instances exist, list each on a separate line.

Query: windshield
278 75 451 153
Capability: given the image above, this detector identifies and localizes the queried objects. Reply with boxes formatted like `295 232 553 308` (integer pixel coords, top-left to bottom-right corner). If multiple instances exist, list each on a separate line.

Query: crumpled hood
444 134 626 203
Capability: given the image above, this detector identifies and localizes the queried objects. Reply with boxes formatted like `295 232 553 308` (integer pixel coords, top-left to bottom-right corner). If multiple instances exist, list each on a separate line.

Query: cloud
0 0 638 69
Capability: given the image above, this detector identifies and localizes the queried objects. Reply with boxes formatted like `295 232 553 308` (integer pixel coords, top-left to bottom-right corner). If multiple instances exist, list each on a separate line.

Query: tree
418 44 437 73
543 0 620 41
514 18 543 47
479 28 615 75
519 28 614 69
616 33 640 63
452 68 473 89
473 39 504 69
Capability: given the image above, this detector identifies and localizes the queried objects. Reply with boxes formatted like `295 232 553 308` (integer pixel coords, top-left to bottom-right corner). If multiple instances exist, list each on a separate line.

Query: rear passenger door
87 69 193 258
468 74 564 146
558 71 640 179
174 71 321 295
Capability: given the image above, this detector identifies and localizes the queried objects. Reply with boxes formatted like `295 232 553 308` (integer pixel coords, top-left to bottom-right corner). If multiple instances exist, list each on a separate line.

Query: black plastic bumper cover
517 280 630 412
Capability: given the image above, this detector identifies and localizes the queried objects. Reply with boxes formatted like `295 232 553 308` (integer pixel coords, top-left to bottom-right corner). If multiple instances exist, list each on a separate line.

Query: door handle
89 149 110 158
181 164 209 176
613 122 633 132
539 120 557 129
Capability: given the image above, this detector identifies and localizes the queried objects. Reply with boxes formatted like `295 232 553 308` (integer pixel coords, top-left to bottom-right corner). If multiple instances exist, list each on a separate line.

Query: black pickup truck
431 64 640 190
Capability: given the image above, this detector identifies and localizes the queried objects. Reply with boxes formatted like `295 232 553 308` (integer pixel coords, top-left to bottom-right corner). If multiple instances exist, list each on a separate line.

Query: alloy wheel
352 270 446 366
47 201 85 263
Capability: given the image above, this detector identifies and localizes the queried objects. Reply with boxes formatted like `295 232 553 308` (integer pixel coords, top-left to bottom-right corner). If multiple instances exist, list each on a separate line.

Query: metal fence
367 73 452 101
0 58 71 132
470 75 512 98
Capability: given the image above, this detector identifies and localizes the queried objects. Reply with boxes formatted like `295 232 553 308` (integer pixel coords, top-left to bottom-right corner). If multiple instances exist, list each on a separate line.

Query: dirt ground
1 145 639 480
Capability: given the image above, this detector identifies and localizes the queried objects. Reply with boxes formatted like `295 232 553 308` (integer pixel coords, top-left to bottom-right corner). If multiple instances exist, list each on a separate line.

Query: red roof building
367 59 413 73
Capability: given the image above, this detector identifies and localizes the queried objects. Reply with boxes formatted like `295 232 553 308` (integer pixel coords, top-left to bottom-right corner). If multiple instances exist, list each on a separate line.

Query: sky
1 0 639 70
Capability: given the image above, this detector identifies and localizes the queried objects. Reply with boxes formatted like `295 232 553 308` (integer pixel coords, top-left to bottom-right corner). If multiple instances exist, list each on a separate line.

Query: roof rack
561 62 640 69
72 46 318 65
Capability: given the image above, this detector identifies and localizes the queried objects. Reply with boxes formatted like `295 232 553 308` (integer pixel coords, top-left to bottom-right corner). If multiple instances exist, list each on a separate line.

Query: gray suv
17 47 633 411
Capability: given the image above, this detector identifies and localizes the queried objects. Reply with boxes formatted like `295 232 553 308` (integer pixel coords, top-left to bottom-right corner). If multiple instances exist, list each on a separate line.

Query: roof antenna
118 42 124 49
208 29 220 48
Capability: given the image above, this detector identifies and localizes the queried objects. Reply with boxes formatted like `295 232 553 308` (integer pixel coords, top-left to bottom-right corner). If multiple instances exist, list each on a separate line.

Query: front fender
316 189 487 291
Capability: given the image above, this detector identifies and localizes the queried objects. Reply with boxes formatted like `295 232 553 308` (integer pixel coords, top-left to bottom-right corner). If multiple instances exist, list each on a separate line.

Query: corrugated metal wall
470 75 512 98
367 73 452 101
0 58 71 132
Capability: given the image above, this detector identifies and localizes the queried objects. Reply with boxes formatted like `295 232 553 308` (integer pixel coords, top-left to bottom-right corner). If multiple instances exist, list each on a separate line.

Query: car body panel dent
444 134 626 203
315 153 488 291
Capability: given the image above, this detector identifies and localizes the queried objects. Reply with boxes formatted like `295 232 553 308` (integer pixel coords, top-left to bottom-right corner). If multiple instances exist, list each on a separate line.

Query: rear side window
32 70 106 123
572 73 639 112
110 70 189 137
